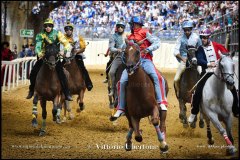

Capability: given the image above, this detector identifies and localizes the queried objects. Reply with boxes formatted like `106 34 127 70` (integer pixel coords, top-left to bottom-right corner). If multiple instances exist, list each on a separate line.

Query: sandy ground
1 68 239 159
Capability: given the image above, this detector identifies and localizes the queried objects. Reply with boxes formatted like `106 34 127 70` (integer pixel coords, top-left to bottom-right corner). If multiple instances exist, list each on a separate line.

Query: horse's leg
130 116 142 142
199 111 205 128
224 116 234 145
32 94 38 128
53 95 61 124
39 99 47 136
77 89 85 112
152 106 169 153
179 99 188 128
207 112 237 155
205 117 214 145
125 115 133 151
65 100 74 120
159 108 167 140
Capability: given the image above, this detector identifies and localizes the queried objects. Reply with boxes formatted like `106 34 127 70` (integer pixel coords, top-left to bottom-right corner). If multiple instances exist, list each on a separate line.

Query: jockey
113 16 168 118
173 20 202 98
188 27 239 123
63 22 93 91
108 21 127 96
26 18 73 101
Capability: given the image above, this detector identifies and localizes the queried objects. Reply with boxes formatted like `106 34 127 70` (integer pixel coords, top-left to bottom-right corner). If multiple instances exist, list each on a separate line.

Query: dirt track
2 68 239 159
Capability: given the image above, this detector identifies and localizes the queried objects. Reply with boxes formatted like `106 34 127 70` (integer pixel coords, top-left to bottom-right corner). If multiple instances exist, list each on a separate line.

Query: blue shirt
173 32 202 62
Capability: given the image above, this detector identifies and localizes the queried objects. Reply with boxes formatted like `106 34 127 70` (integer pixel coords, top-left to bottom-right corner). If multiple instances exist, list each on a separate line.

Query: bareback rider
63 22 93 91
108 21 127 96
113 16 168 118
173 20 202 98
188 27 239 123
26 18 73 101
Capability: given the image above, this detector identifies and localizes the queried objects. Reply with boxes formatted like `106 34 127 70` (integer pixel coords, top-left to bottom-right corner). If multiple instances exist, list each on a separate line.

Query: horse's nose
226 79 234 86
192 58 197 65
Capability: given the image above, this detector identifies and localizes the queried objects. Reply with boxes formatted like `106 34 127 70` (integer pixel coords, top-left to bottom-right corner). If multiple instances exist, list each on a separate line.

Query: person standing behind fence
1 41 14 86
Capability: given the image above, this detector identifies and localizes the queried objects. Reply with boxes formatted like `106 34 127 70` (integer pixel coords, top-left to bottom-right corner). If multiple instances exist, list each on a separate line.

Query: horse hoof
53 116 56 121
160 144 169 153
190 122 196 129
39 130 46 136
79 103 85 111
56 117 61 124
76 108 81 113
226 146 237 156
109 104 114 109
109 116 117 122
135 135 142 142
183 123 189 128
125 141 132 151
208 138 214 145
32 118 38 128
199 120 205 128
68 114 74 120
62 117 67 123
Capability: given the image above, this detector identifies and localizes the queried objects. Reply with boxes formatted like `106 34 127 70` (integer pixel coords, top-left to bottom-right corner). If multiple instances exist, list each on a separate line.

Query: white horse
199 51 237 155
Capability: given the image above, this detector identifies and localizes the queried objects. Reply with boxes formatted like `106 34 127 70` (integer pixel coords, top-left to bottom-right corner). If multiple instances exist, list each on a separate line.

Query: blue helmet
182 21 193 29
116 21 126 28
130 16 144 26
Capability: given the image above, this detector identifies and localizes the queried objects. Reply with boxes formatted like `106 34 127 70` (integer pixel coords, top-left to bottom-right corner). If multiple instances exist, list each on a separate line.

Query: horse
119 41 169 153
198 52 237 155
31 41 63 136
174 45 201 128
60 41 86 122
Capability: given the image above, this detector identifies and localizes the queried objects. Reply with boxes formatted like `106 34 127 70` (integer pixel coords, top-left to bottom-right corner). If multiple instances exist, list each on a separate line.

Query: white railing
1 57 37 92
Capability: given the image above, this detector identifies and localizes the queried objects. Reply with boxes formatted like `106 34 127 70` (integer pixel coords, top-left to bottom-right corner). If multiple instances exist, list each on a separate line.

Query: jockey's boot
26 59 43 99
113 109 125 118
231 87 239 118
56 62 73 101
76 56 93 91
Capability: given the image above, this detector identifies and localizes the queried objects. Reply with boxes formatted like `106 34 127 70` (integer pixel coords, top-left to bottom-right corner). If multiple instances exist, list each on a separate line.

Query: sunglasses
44 24 53 28
200 36 209 39
116 25 125 29
64 26 73 31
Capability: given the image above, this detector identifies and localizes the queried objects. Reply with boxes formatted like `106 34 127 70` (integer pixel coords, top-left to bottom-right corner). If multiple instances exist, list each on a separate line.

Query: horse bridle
43 54 61 68
122 42 145 74
214 55 234 84
186 47 198 69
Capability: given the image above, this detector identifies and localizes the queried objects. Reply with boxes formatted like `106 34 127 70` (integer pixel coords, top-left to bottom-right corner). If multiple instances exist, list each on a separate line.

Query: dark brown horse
32 42 63 136
120 41 169 153
60 42 86 122
174 46 200 128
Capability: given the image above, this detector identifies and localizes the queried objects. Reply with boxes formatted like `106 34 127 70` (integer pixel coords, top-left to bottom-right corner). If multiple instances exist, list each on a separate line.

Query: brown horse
121 41 169 153
174 46 200 128
60 42 86 122
32 42 63 136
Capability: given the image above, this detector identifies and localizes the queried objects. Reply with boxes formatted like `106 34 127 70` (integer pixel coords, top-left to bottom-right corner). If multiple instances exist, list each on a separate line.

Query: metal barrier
1 57 37 91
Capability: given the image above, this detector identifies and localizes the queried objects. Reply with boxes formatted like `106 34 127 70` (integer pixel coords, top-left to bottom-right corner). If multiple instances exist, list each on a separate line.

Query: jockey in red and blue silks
113 16 168 119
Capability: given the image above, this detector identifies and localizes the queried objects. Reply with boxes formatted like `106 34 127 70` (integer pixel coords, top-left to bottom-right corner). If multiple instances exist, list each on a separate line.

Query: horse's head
123 40 141 75
218 51 235 89
43 40 60 69
186 45 197 66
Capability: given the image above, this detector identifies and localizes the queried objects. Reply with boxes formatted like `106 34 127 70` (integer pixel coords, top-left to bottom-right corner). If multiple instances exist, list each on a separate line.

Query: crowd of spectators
31 1 239 39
